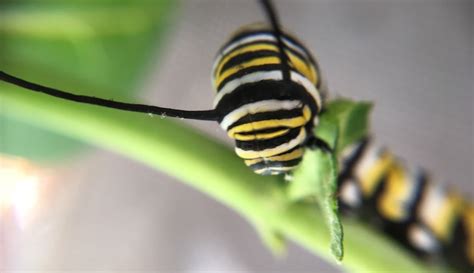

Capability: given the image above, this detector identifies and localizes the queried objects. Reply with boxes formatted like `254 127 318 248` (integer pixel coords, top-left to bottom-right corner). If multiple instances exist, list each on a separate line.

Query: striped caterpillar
0 0 471 271
338 138 473 271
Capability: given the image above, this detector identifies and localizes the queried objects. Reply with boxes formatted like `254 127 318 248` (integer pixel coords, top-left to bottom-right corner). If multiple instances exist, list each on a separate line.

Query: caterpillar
0 0 472 271
338 138 473 271
211 22 326 175
0 0 326 176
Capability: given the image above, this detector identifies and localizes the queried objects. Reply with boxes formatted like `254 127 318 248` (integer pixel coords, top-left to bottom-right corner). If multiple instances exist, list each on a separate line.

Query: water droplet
160 113 166 119
148 113 154 117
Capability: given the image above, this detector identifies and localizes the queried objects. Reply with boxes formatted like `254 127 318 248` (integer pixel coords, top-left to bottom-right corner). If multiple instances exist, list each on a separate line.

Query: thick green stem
0 81 434 272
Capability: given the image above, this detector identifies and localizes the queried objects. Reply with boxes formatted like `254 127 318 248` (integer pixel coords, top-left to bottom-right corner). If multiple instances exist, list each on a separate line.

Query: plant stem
0 80 434 272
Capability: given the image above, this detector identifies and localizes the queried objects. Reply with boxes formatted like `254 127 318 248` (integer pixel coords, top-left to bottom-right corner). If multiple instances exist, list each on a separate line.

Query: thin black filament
259 0 291 81
0 71 220 121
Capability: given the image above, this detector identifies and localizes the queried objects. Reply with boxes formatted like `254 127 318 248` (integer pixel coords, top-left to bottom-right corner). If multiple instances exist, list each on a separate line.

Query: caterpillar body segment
338 139 474 270
212 24 325 175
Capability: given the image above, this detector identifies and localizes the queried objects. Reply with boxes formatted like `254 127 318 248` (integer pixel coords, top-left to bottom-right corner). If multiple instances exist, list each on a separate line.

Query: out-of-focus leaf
316 99 372 155
0 0 176 161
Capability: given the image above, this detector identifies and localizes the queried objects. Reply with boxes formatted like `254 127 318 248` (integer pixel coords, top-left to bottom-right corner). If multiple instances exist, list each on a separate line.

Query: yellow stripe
215 56 280 88
268 147 304 162
359 151 394 197
229 106 311 139
302 105 311 121
228 117 306 139
430 192 463 241
244 147 304 166
287 51 318 85
234 128 290 141
215 43 279 76
244 158 263 166
463 204 474 264
377 163 412 221
235 128 306 159
215 42 318 87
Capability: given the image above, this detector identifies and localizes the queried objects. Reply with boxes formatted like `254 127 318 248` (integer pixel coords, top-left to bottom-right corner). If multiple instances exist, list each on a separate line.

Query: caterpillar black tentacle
0 71 221 121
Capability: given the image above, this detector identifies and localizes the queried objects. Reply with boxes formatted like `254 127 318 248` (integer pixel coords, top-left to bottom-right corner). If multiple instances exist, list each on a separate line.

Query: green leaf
289 149 344 261
286 99 372 261
0 0 176 161
316 99 372 155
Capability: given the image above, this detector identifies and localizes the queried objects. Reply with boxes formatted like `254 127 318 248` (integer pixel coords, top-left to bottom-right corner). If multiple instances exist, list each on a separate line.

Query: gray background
8 0 473 272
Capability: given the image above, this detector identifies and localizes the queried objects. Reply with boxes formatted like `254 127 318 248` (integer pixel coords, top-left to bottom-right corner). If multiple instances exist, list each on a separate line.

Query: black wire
259 0 291 81
0 71 220 121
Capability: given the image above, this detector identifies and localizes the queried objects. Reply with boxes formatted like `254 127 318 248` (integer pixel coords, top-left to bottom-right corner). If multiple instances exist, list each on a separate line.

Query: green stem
0 80 435 272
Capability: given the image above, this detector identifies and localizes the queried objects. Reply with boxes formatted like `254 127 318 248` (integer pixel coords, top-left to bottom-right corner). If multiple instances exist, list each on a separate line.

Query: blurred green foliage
0 0 176 161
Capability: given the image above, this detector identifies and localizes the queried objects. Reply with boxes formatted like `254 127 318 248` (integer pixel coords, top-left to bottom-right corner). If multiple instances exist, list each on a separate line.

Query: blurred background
0 0 472 272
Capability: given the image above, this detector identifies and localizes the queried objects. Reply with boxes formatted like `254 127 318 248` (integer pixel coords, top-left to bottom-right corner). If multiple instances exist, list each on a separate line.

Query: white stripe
213 70 283 107
220 34 308 60
211 33 311 82
220 100 302 130
222 34 276 57
340 178 362 208
212 34 276 81
290 71 322 110
339 141 362 166
313 116 319 126
283 37 311 61
419 183 446 226
354 143 380 180
255 166 296 174
235 127 306 159
408 225 440 253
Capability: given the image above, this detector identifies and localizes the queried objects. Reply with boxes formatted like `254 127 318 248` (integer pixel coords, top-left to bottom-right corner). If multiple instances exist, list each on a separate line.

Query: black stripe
442 215 472 270
338 138 370 187
249 157 302 172
235 126 291 136
229 40 310 67
407 170 428 221
281 32 318 66
219 29 274 52
217 40 313 79
215 80 319 121
235 127 301 152
227 108 304 131
220 28 313 62
219 50 280 76
218 40 276 59
217 64 284 91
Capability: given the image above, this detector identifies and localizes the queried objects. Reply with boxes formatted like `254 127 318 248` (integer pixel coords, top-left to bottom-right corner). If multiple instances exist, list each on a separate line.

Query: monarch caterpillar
0 0 326 176
338 139 473 271
212 21 326 175
0 0 472 271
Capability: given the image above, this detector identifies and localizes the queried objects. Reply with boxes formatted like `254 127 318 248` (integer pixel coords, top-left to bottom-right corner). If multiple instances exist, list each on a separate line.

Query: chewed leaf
289 149 344 261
